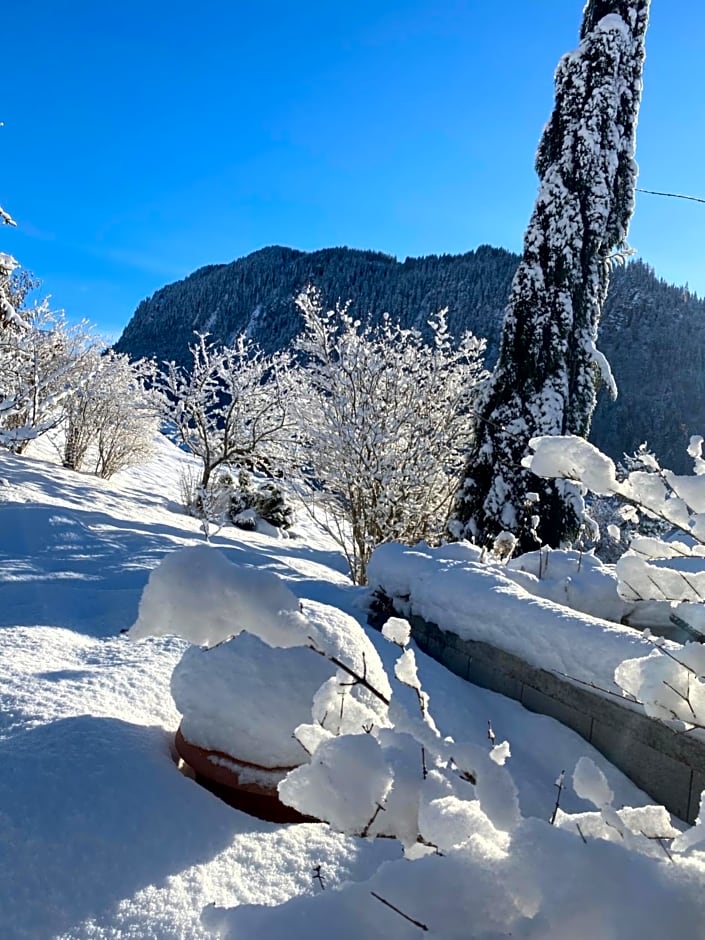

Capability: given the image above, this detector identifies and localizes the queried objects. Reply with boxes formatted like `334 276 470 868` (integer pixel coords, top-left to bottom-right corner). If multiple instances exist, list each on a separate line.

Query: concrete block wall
403 612 705 823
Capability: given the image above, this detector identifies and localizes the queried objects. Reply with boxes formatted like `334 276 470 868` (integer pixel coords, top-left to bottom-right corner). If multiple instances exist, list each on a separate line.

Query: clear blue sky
2 1 703 337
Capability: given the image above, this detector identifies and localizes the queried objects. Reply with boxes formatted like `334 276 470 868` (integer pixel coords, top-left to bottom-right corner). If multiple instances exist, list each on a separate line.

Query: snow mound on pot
172 632 334 767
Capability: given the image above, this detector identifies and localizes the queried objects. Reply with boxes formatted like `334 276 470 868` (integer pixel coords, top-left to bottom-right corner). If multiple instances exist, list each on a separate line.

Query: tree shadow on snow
0 494 357 636
0 501 202 634
0 715 265 938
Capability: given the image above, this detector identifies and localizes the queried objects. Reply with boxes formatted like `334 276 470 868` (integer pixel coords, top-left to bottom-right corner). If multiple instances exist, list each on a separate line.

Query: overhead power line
636 187 705 205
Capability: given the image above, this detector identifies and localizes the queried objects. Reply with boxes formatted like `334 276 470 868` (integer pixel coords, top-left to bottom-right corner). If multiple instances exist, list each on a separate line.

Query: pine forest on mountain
115 244 705 473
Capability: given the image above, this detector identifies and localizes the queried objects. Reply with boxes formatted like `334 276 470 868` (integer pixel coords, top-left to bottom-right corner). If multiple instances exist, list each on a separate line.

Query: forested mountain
114 245 705 472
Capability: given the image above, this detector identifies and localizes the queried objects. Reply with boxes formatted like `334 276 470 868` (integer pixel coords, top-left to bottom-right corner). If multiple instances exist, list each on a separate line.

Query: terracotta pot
175 725 315 823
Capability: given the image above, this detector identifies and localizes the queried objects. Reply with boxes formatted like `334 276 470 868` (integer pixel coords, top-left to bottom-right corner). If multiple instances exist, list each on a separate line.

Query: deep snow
1 434 703 938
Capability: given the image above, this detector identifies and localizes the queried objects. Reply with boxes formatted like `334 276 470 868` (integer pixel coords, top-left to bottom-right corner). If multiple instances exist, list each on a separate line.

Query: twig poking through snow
361 802 386 838
370 892 429 932
640 833 675 863
306 642 390 706
550 770 566 825
338 689 347 724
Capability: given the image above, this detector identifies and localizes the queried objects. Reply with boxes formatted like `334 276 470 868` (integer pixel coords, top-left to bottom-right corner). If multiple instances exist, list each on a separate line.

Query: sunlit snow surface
0 434 703 938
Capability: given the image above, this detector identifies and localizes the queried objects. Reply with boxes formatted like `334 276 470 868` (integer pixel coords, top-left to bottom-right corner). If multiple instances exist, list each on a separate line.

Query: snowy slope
0 435 698 938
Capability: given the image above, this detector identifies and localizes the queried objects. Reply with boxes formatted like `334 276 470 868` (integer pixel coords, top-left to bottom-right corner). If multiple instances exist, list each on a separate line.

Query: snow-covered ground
1 436 704 938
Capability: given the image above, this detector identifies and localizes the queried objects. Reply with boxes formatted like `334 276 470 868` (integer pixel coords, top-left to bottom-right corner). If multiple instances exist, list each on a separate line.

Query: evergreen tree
450 0 650 551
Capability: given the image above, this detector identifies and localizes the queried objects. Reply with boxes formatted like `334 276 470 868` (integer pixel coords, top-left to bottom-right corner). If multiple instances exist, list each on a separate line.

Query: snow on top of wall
367 542 657 691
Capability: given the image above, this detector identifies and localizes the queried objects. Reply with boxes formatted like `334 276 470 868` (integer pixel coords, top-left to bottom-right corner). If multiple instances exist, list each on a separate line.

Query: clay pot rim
175 726 300 775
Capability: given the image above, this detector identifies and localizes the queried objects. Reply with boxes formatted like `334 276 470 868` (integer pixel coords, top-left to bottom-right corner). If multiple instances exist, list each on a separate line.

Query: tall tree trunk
451 0 650 552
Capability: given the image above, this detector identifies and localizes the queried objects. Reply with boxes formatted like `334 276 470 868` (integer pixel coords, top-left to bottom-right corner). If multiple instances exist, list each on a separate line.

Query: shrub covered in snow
0 294 99 453
180 469 294 539
526 434 705 613
151 332 292 493
572 445 673 563
218 470 294 531
285 287 487 584
61 350 159 478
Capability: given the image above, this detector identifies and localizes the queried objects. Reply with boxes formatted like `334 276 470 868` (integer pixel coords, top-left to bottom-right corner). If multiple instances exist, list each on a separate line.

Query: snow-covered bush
180 468 294 535
1 202 106 455
286 287 487 583
0 293 97 453
152 333 292 493
527 432 705 730
584 445 672 563
0 280 158 475
526 434 705 607
217 470 293 531
61 351 158 478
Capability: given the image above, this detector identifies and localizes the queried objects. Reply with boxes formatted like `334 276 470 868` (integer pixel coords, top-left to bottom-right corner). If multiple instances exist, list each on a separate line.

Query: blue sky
2 1 703 337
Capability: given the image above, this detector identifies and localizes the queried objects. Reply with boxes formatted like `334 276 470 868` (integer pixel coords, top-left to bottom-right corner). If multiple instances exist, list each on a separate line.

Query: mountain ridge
114 244 705 472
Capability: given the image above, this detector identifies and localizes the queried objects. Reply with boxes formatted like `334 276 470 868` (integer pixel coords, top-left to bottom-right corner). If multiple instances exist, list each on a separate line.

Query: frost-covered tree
0 255 154 468
152 333 292 495
0 296 97 453
62 351 158 478
287 288 486 584
1 171 21 329
1 195 89 449
451 0 650 552
0 252 23 331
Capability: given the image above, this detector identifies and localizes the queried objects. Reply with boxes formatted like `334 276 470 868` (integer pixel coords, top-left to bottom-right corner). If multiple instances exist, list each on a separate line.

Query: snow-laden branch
525 433 705 606
526 432 705 737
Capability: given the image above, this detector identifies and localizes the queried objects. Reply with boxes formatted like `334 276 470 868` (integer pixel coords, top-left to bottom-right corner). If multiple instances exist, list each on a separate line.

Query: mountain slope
115 245 705 471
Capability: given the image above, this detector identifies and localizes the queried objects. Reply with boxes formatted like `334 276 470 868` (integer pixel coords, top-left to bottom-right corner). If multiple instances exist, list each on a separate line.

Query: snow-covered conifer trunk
451 0 649 551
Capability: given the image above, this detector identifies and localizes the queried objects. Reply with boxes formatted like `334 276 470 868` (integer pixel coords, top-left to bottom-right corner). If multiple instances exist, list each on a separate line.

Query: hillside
2 434 703 937
114 245 705 471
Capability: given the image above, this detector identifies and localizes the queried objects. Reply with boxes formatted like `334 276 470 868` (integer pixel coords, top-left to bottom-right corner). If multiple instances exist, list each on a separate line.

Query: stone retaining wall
400 611 705 823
